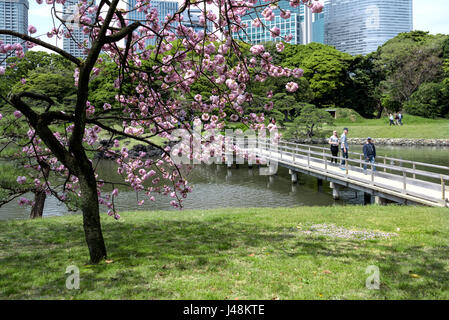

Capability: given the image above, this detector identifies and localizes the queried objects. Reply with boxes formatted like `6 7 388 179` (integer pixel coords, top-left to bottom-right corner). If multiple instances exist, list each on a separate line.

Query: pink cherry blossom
270 27 280 38
286 82 299 92
28 25 37 34
16 176 27 184
276 42 285 52
311 1 324 13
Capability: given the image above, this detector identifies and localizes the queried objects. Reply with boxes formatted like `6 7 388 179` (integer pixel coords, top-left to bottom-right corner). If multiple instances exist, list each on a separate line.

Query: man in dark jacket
363 137 376 173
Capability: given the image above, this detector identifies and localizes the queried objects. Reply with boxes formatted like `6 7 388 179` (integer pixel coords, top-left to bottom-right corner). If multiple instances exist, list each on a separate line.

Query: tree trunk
30 162 50 219
30 190 46 219
79 172 107 264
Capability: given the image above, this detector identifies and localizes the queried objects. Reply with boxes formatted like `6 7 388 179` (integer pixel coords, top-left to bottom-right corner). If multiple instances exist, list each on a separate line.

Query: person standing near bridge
363 137 376 174
328 130 340 164
340 128 349 169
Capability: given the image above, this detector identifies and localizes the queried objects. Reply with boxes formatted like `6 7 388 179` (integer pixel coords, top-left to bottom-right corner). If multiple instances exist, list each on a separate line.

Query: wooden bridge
235 139 449 207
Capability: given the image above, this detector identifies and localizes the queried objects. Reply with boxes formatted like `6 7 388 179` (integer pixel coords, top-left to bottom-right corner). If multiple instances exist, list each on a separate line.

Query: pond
0 145 448 220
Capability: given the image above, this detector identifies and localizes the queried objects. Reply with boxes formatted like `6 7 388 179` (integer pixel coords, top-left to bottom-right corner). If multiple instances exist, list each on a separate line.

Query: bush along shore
290 138 449 146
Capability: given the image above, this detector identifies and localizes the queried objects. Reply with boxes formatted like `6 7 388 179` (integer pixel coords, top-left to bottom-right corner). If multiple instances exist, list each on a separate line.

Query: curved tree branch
0 29 82 67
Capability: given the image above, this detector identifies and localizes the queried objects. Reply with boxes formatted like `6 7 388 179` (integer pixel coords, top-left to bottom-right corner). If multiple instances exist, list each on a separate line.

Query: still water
1 145 448 220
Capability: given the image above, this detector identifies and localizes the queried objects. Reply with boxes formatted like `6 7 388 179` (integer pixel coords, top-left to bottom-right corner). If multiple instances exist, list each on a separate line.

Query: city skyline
232 1 324 45
8 0 449 55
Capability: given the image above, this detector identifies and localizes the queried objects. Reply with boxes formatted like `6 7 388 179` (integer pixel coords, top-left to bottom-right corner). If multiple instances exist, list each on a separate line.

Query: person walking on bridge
363 137 376 174
389 114 395 126
398 112 403 125
328 130 339 165
340 128 349 169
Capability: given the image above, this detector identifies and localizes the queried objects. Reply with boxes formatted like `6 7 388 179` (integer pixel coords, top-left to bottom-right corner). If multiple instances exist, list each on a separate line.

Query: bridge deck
242 141 449 208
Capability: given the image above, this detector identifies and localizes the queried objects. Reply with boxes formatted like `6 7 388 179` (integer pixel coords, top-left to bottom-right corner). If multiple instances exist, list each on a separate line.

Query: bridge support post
363 193 372 205
374 196 388 205
317 179 323 191
289 169 298 184
268 175 275 187
330 182 340 200
226 169 232 179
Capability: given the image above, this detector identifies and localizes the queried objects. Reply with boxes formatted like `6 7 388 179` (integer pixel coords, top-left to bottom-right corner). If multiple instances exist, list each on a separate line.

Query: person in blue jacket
363 137 376 173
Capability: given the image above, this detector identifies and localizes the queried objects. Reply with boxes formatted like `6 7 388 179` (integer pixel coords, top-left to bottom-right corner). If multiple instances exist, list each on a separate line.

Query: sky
413 0 449 34
27 0 449 52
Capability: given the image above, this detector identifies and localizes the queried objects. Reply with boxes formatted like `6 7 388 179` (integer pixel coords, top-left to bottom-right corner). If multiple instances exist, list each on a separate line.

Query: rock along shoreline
289 138 449 146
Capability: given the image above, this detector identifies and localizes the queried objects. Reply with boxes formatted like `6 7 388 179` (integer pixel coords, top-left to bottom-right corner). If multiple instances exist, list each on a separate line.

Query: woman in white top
328 131 339 164
389 114 394 126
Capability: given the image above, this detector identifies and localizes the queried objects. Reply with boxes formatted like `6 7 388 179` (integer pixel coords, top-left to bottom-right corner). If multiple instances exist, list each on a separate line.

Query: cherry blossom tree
0 0 323 263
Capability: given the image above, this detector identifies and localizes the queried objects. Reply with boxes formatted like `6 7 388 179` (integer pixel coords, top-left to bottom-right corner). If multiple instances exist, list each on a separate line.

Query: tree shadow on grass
289 237 449 298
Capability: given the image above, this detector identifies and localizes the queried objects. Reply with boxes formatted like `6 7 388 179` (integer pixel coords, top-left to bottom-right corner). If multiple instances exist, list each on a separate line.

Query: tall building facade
324 0 413 55
232 1 324 45
62 0 94 59
312 12 325 44
0 0 29 66
127 0 179 47
181 7 214 34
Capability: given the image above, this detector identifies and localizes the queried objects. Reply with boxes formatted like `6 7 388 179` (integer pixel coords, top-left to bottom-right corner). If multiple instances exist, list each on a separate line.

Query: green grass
1 206 448 299
328 114 449 139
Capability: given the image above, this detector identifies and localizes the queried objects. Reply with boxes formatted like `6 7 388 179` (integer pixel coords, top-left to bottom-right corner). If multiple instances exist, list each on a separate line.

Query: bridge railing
280 140 449 178
242 138 448 205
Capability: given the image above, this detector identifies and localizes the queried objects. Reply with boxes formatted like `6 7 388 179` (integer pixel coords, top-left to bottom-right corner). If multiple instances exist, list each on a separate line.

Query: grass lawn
0 206 448 300
327 115 449 139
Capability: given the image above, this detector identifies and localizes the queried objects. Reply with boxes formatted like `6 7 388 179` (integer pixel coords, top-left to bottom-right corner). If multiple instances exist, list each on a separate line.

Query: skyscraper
62 0 94 59
181 7 214 34
0 0 29 66
127 0 179 47
312 12 325 44
324 0 413 55
232 1 324 45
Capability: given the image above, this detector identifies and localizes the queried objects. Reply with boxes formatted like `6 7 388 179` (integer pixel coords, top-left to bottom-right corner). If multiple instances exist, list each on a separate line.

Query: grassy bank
1 206 448 299
328 115 449 139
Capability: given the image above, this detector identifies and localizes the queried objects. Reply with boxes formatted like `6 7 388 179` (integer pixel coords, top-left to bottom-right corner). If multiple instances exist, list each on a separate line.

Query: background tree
281 42 354 108
0 51 76 218
370 31 447 115
284 104 334 139
404 82 449 118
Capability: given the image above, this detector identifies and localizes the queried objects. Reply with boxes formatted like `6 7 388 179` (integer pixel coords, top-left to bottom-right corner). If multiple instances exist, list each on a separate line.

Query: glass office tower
232 0 324 45
127 0 179 47
0 0 28 66
324 0 413 55
312 12 325 44
62 0 95 59
181 7 214 34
